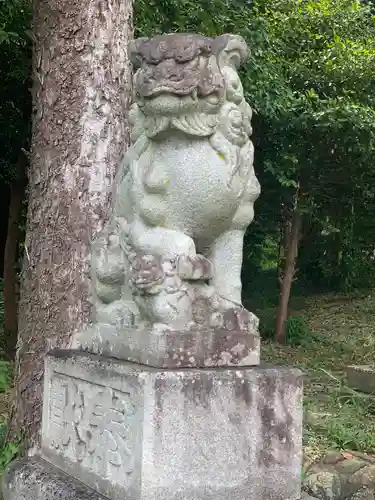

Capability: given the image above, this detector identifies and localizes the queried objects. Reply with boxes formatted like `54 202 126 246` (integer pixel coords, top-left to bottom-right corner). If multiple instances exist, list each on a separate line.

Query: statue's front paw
95 300 138 328
206 305 259 333
152 290 193 327
91 233 125 285
177 254 213 281
96 281 122 304
130 254 165 294
221 307 259 332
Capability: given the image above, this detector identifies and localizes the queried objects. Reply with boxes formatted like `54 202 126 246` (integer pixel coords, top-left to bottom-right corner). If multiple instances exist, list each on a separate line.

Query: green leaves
0 0 31 182
0 361 12 394
0 28 19 44
0 436 21 473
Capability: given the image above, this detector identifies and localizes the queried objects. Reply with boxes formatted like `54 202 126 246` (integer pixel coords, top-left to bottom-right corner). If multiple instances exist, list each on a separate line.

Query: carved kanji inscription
47 372 136 485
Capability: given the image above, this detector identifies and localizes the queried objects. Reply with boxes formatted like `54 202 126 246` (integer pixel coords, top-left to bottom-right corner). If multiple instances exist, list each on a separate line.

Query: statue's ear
216 34 248 69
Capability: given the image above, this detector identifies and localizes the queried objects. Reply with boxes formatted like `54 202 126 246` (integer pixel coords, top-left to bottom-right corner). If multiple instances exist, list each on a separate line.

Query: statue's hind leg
206 228 245 308
206 191 257 309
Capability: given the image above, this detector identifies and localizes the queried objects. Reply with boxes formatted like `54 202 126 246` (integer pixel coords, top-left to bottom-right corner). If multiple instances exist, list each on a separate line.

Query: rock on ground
303 451 375 500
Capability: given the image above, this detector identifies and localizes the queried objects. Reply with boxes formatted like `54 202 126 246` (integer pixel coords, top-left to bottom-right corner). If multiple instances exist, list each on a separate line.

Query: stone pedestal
346 365 375 394
3 350 303 500
75 322 260 368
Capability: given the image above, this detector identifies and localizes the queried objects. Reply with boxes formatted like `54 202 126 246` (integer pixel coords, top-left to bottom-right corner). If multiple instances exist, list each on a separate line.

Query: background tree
0 0 31 358
10 0 134 450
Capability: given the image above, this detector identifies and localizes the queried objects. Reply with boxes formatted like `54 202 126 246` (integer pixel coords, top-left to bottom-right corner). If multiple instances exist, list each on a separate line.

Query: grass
0 360 18 478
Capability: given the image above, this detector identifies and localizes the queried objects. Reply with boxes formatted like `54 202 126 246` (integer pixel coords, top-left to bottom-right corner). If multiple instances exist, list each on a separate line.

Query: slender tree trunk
11 0 133 451
275 209 302 344
277 220 283 279
0 186 10 279
278 216 291 283
3 162 26 360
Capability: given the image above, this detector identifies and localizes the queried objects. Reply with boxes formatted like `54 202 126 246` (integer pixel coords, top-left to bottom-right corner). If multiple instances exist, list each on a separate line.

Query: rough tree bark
11 0 133 451
275 208 302 344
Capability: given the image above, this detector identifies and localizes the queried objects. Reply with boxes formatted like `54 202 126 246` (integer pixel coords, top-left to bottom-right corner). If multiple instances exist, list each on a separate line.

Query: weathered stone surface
335 459 366 475
130 34 245 98
304 470 343 500
350 488 375 500
351 465 375 488
41 350 302 500
2 456 106 500
346 365 375 394
304 451 375 500
323 452 347 465
301 491 321 500
74 319 260 368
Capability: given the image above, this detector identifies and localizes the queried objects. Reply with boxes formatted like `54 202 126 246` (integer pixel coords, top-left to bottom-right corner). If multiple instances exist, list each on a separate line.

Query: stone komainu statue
90 33 260 335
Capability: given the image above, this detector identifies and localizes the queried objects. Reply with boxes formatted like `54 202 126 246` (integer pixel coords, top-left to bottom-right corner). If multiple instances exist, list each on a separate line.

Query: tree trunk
11 0 133 451
0 186 10 279
275 209 302 344
277 216 291 283
3 165 26 360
